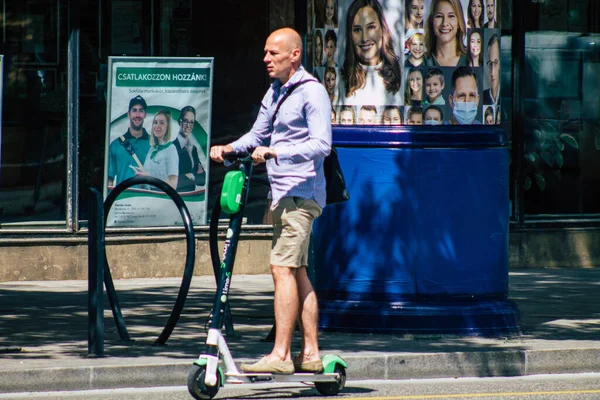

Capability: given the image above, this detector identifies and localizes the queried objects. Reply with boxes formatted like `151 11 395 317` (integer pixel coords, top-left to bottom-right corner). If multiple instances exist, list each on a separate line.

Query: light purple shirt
230 66 332 208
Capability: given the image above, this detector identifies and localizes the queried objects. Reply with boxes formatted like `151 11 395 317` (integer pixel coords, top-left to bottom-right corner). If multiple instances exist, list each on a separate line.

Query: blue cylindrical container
313 125 521 336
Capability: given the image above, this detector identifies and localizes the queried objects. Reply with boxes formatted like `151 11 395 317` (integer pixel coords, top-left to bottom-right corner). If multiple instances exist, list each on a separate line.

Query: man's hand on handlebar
252 146 277 164
210 145 234 163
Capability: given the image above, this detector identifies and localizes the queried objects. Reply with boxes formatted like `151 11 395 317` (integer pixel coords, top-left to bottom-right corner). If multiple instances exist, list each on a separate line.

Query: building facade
0 0 599 280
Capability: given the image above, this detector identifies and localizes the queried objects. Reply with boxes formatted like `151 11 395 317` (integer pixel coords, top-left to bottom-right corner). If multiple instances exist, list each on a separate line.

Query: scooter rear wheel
187 364 220 399
315 364 346 396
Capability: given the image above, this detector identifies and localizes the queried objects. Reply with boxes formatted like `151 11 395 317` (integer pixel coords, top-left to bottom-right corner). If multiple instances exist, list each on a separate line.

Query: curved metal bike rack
89 176 196 352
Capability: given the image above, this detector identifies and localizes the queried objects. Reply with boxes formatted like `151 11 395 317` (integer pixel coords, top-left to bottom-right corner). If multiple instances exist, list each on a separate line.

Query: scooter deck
225 372 340 384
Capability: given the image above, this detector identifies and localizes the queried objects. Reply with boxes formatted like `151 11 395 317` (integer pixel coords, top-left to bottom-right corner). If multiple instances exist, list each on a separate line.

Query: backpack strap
270 79 317 127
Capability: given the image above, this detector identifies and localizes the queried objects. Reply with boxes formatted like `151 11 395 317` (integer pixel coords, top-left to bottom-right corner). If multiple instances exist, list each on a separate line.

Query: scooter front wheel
315 364 346 396
187 364 220 399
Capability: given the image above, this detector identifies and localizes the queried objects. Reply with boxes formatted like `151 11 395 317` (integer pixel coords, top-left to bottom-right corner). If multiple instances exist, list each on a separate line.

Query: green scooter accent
220 170 246 214
193 356 225 386
322 354 347 373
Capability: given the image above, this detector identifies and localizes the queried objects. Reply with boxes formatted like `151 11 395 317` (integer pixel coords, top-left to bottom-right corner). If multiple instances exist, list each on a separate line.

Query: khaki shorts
271 197 322 268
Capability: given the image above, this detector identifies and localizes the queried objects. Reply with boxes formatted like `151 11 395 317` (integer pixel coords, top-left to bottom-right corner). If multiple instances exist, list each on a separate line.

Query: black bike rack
87 176 196 356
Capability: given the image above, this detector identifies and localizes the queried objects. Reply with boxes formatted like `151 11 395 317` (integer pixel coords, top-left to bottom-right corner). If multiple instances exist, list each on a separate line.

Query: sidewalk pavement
1 268 600 394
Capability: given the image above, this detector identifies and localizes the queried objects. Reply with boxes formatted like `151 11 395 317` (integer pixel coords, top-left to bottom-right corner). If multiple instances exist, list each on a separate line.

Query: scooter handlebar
222 151 272 162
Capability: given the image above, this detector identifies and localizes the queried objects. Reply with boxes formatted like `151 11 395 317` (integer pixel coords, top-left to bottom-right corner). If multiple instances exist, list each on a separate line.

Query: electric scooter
187 152 347 399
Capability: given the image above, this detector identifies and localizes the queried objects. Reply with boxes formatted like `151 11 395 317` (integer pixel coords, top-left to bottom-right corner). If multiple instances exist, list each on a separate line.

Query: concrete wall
0 236 271 282
2 229 600 281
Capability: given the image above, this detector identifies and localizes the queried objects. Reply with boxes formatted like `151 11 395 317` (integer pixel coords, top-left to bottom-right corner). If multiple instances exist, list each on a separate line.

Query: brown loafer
241 356 295 375
293 359 324 373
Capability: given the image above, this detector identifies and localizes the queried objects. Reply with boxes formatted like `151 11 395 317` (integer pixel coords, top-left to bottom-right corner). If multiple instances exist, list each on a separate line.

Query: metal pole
88 188 104 356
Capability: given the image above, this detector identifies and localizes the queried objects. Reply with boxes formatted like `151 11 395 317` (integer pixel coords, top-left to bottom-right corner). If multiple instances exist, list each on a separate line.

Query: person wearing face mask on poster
423 0 468 67
423 105 444 125
446 66 481 125
338 0 402 106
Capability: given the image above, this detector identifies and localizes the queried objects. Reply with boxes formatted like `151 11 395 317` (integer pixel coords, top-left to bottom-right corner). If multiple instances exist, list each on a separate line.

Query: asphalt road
2 373 600 400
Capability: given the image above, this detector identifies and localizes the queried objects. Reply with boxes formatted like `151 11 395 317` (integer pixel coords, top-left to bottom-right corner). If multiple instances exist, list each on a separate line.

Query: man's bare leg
266 265 298 362
295 265 320 363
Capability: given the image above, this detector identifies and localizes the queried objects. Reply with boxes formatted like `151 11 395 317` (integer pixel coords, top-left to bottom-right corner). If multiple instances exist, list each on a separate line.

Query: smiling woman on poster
134 108 179 190
467 29 483 67
338 0 402 106
467 0 484 28
424 0 468 67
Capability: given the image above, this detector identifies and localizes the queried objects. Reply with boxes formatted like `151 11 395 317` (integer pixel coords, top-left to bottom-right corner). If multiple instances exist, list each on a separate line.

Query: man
406 106 423 125
483 33 500 106
107 95 151 187
358 105 377 125
446 66 481 125
339 105 356 125
424 105 443 125
484 0 499 28
210 28 331 375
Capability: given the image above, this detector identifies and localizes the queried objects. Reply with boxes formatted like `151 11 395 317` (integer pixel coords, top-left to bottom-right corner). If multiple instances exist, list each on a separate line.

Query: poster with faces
311 0 501 125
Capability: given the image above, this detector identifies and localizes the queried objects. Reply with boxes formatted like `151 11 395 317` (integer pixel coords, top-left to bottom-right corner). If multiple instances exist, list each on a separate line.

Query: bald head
264 28 303 84
269 28 303 53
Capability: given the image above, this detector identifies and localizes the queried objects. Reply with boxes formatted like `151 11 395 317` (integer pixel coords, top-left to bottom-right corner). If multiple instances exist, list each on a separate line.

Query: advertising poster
313 0 501 126
103 56 213 227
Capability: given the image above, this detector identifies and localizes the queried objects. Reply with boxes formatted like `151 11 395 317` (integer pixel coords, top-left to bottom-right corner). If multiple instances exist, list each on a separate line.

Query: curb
2 349 600 393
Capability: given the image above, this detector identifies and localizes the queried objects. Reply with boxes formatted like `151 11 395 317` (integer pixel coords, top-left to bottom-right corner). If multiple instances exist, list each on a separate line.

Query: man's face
424 108 442 123
264 34 297 82
331 110 337 124
426 76 444 101
408 112 423 125
358 109 377 124
340 110 354 125
450 75 479 106
325 39 336 64
487 41 500 92
486 0 495 21
128 105 146 131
